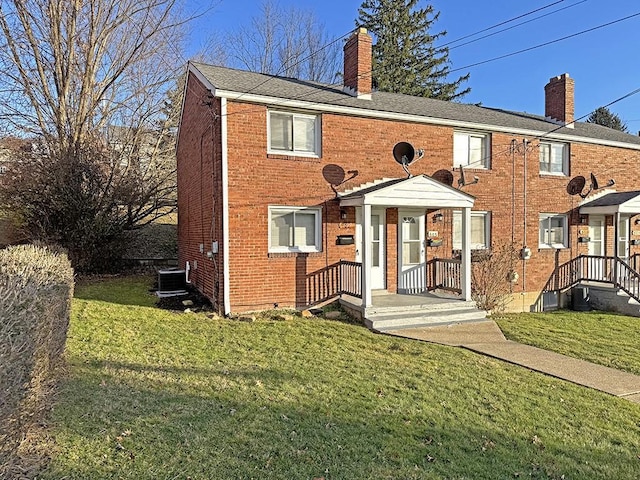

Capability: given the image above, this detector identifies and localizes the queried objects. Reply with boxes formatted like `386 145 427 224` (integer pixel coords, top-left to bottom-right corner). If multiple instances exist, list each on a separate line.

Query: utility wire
449 11 640 74
447 1 588 51
440 0 571 48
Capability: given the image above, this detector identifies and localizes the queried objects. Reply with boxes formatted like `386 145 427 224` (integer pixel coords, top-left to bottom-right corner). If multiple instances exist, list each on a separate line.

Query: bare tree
203 0 341 84
0 0 185 271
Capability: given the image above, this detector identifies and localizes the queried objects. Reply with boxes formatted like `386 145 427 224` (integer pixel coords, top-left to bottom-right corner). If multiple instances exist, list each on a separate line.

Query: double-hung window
539 214 568 248
453 211 491 250
539 141 568 175
454 131 490 169
268 110 320 156
269 206 322 253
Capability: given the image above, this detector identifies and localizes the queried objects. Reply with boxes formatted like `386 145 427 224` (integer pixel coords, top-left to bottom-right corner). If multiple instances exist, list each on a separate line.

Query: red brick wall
177 73 224 312
179 76 640 313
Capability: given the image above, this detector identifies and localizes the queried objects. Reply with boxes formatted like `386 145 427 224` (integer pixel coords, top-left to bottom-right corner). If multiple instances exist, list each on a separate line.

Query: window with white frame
539 141 569 175
453 211 491 249
453 131 490 169
539 213 568 248
268 110 320 156
269 206 322 252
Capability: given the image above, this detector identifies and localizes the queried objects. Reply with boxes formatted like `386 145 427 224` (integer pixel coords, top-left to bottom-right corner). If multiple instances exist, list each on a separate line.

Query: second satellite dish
393 142 424 177
393 142 415 165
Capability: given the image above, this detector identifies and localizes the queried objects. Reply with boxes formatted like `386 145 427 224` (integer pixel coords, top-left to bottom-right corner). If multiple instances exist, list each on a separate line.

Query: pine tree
586 107 628 132
357 0 470 101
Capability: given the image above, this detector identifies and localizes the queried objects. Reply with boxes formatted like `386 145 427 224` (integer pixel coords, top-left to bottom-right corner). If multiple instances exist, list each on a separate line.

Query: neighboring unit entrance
355 207 386 290
398 210 425 294
588 216 605 256
618 215 630 261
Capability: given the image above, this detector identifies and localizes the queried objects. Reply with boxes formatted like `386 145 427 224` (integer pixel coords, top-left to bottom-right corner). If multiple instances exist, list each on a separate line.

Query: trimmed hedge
0 245 74 476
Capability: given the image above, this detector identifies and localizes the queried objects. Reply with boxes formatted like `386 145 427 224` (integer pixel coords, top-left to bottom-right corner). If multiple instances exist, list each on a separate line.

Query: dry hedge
0 245 74 477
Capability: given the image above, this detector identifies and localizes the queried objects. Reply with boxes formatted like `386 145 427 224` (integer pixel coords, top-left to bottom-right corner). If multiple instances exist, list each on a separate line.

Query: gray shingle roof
580 191 640 207
191 62 640 148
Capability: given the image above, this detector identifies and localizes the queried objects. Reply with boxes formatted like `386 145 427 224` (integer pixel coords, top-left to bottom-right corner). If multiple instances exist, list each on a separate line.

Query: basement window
268 110 321 157
269 206 322 253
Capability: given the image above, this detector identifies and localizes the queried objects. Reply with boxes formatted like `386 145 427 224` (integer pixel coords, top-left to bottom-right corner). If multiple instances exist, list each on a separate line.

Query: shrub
471 243 519 314
0 244 74 476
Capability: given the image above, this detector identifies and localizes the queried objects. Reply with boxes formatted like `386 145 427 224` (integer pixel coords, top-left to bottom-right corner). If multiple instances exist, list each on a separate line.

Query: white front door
588 215 606 279
617 215 630 261
398 210 426 294
588 216 605 256
355 208 386 290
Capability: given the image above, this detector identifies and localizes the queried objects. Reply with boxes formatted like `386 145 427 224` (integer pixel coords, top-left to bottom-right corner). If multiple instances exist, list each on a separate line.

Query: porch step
365 304 486 332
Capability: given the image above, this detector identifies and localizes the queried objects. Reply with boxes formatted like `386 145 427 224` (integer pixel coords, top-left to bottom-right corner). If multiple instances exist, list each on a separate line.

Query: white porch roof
579 190 640 215
338 175 475 208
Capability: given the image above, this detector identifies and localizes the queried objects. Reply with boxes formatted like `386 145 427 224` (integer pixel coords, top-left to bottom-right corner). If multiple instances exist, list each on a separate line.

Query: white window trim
267 110 321 157
453 210 491 250
453 131 490 169
539 213 568 249
268 205 322 253
539 141 569 176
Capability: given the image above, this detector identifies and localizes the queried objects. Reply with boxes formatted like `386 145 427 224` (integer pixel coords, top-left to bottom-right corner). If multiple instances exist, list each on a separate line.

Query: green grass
496 310 640 376
42 277 640 479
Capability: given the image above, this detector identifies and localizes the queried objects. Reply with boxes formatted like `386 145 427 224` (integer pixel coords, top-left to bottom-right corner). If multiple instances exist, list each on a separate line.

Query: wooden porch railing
305 260 362 305
426 257 462 293
533 254 640 311
630 253 640 272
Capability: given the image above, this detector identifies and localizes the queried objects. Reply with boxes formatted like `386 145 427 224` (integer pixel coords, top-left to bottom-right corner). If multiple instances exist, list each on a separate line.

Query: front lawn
496 310 640 376
42 277 640 479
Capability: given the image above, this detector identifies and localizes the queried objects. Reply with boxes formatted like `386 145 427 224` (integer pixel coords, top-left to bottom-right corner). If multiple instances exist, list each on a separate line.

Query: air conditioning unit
157 268 187 297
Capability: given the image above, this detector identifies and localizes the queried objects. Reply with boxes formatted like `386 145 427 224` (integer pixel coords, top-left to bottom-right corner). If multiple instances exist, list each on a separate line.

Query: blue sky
185 0 640 131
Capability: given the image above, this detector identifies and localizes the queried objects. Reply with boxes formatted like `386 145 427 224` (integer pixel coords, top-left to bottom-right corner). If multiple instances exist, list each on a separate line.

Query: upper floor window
268 110 321 157
453 211 491 250
539 213 568 248
454 131 490 169
269 206 322 253
539 141 568 175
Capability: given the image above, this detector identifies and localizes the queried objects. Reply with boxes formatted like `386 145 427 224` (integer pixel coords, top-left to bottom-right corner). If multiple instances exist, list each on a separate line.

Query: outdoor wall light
433 213 444 223
340 209 347 220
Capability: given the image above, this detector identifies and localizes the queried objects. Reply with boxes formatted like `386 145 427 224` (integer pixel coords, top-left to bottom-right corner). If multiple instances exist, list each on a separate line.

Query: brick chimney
343 27 372 99
545 73 575 128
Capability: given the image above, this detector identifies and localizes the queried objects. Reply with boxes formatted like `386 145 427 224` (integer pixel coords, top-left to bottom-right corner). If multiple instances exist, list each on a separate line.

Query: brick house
177 28 640 325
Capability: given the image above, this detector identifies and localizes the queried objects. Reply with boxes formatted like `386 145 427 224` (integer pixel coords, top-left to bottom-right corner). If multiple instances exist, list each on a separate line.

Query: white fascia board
189 63 218 96
175 63 191 153
212 88 640 152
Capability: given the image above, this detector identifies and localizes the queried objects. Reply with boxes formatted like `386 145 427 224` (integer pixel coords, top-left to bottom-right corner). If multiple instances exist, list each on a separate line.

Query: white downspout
461 206 472 301
221 98 231 316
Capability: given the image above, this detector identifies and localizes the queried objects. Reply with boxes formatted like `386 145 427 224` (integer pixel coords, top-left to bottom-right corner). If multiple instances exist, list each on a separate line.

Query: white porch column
362 203 373 308
461 206 472 301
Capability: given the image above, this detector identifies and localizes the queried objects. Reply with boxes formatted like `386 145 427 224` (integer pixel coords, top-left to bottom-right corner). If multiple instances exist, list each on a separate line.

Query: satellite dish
393 142 415 165
566 176 586 196
431 169 454 186
590 172 599 191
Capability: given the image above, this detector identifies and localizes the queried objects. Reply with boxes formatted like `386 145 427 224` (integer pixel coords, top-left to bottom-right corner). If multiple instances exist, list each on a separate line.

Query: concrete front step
582 283 640 317
366 307 486 331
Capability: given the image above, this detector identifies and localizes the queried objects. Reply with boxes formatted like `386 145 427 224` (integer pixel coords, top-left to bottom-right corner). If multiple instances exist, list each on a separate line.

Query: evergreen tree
586 107 628 132
357 0 470 100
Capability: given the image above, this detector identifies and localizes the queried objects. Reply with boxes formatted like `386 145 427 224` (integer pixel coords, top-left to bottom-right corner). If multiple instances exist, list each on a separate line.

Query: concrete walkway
385 320 640 404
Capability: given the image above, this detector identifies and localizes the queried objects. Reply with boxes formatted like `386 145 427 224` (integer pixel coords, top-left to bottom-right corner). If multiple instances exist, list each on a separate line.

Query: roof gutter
211 88 640 152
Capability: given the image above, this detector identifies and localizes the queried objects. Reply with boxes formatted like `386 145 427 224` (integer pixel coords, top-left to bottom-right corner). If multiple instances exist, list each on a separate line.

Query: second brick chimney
343 28 372 99
545 73 575 128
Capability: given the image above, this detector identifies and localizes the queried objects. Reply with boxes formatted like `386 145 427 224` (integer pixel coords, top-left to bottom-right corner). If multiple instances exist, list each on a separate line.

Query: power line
440 0 572 48
447 1 588 51
449 11 640 74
